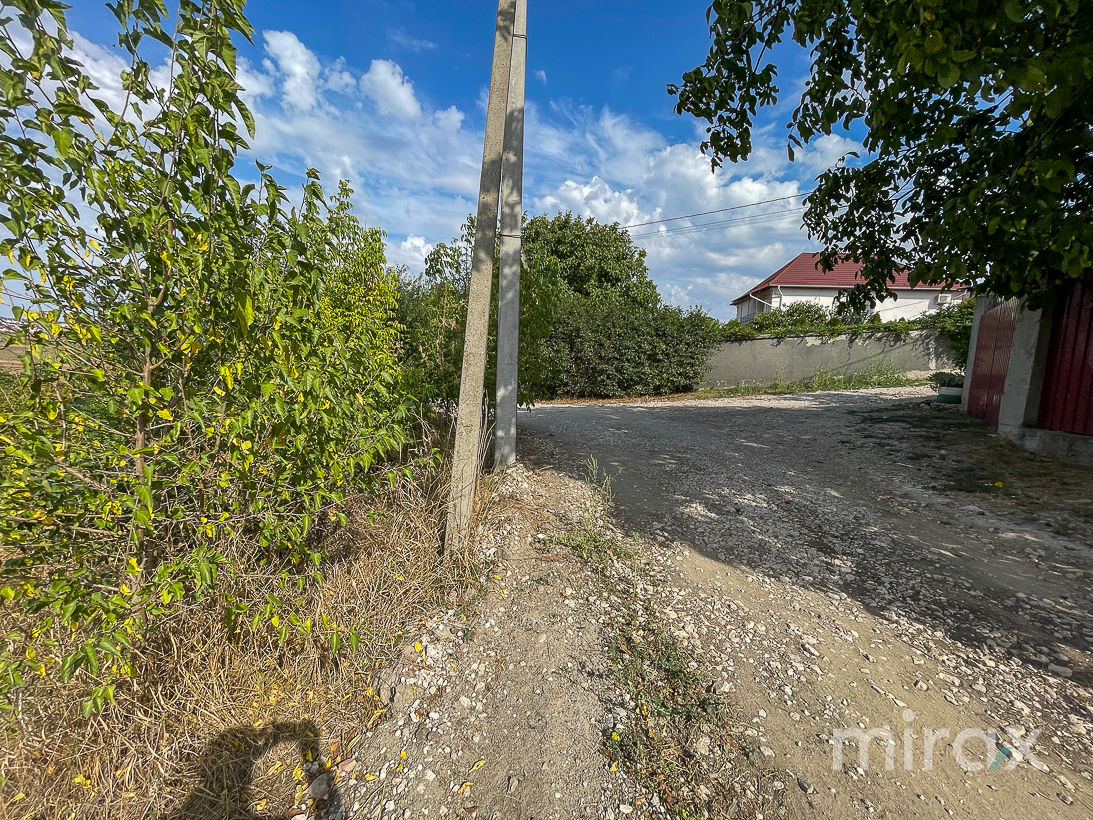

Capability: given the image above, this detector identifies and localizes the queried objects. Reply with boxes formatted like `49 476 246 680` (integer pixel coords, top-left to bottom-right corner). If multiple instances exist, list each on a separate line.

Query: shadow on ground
170 721 343 820
519 391 1093 687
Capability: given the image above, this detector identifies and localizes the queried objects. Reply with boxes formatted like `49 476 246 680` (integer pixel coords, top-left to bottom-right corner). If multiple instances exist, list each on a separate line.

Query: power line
631 208 805 238
629 207 806 240
619 191 813 230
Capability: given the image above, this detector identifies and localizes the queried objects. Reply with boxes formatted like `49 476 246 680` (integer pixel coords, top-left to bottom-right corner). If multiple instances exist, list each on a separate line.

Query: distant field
0 343 22 372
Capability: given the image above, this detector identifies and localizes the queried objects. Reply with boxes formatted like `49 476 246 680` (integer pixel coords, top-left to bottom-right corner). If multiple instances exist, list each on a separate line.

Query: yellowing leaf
456 781 472 795
468 759 485 775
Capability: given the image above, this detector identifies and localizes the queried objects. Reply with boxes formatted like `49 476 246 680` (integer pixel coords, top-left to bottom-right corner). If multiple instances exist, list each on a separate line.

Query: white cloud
527 107 848 318
396 236 435 270
263 30 321 111
71 32 130 111
322 57 357 95
59 26 860 321
360 59 422 120
534 69 547 85
388 28 438 53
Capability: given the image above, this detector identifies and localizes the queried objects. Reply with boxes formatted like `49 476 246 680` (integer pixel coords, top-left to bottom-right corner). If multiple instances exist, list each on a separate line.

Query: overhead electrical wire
618 191 814 230
628 206 807 241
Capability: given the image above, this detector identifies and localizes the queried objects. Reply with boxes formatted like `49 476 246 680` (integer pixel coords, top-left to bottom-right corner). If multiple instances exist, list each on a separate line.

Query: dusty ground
281 469 640 820
236 387 1092 820
521 387 1093 818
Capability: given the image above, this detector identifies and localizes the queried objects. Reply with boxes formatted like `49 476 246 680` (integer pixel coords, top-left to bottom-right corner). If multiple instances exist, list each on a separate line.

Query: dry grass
0 452 482 820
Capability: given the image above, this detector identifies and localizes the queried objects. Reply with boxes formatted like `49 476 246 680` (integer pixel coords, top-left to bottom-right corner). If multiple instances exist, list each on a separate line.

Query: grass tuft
698 362 926 399
556 463 777 818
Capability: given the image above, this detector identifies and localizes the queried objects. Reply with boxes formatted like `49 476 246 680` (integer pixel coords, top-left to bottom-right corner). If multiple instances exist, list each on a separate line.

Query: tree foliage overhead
670 1 1093 307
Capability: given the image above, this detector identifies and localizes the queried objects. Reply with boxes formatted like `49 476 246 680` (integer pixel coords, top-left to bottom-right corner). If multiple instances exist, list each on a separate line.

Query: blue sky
64 1 858 319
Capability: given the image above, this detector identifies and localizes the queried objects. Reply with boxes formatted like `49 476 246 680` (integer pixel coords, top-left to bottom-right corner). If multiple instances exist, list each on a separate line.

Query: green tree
524 212 661 307
397 218 566 405
670 1 1093 307
400 212 721 401
0 0 412 709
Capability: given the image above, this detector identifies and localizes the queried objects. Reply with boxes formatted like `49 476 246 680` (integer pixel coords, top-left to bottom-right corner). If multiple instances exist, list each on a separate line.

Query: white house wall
735 287 952 322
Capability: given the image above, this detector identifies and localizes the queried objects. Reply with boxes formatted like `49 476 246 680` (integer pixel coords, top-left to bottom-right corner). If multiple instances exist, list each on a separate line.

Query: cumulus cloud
526 106 849 318
360 59 422 120
396 236 435 271
70 33 130 111
322 57 357 95
60 25 860 320
263 30 321 111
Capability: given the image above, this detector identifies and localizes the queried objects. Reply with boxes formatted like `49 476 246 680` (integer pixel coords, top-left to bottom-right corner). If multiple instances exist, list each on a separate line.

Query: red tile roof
732 253 957 304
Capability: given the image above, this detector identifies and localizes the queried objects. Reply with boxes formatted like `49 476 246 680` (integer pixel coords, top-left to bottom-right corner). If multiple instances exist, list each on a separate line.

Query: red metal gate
967 298 1019 427
1039 274 1093 435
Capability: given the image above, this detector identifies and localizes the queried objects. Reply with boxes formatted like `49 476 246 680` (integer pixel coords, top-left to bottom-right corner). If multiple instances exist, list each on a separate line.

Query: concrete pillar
494 0 527 469
445 0 516 551
996 307 1054 441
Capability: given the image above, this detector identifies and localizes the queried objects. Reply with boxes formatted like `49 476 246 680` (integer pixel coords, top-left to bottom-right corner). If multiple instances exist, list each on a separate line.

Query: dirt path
519 387 1093 819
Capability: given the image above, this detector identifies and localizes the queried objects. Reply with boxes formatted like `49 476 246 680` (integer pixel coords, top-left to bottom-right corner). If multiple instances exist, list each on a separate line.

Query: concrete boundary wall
703 330 956 388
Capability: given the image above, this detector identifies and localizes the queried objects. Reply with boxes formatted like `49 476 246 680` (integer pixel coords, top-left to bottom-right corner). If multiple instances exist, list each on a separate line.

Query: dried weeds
0 449 482 820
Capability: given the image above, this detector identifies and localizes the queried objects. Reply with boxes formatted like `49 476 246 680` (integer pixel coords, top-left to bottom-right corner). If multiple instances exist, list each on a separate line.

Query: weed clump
555 462 776 818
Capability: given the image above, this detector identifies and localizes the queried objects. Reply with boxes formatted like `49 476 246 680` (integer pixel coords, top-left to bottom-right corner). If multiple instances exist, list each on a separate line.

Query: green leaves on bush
916 298 977 364
0 0 415 708
716 299 975 362
400 212 721 401
548 290 719 398
749 302 831 334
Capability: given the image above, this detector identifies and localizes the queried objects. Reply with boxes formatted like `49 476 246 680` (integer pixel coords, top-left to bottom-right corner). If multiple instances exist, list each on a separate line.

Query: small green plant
555 518 770 817
918 297 977 364
928 371 964 388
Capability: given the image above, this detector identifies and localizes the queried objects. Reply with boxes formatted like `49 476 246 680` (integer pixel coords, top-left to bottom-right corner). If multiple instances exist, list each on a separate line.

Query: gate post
996 309 1054 441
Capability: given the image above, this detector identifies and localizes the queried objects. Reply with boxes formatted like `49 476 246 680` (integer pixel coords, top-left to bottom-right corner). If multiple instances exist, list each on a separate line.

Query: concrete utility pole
495 0 527 469
445 0 517 551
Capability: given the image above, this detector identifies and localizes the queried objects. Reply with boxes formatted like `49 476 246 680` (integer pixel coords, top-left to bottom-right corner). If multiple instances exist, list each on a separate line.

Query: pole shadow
170 721 344 820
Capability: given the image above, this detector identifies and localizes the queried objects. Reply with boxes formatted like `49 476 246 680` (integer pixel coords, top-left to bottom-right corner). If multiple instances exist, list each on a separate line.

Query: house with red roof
732 253 966 323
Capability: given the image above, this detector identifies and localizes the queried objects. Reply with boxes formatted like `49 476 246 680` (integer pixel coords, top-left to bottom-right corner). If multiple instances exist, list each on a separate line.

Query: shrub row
718 299 977 364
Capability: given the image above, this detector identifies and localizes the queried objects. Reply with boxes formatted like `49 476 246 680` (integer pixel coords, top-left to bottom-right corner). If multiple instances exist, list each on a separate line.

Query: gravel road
520 387 1093 819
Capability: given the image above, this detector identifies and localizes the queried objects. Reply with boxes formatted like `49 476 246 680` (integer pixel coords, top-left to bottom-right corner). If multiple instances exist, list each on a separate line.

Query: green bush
917 297 977 365
548 291 718 398
718 319 758 342
0 1 416 711
400 213 720 401
748 303 832 333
